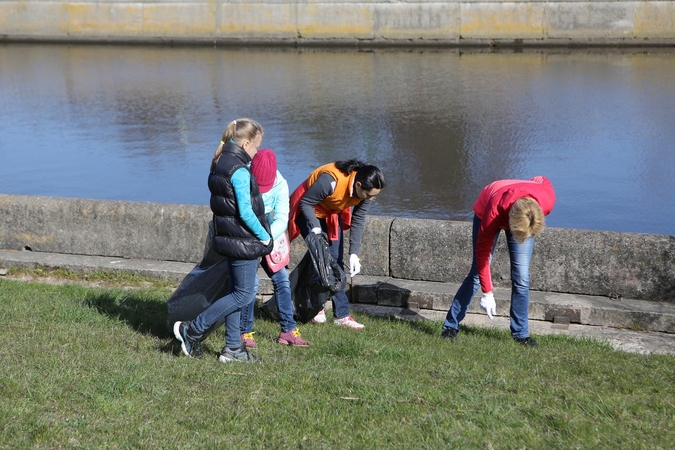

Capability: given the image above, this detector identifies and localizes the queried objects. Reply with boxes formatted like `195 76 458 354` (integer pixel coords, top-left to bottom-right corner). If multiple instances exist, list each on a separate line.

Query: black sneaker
514 336 538 347
441 328 458 340
173 321 203 358
218 345 262 363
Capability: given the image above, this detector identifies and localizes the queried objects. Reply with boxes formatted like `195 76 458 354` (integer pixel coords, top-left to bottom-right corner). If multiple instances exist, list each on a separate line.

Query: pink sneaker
311 309 327 324
334 316 365 330
278 328 310 347
241 332 258 349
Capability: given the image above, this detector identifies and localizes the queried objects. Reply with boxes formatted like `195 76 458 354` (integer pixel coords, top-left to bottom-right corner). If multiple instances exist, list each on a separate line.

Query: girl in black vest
174 118 273 362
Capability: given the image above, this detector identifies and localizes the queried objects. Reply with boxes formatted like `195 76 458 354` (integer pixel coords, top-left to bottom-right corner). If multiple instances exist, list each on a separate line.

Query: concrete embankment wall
1 0 674 46
1 194 673 303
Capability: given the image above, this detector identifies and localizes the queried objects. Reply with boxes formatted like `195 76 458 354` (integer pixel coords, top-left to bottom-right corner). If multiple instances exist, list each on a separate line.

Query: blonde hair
211 118 264 172
509 197 546 243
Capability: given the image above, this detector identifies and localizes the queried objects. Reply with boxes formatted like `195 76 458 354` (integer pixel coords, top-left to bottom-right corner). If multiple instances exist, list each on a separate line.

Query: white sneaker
334 316 365 330
312 309 327 324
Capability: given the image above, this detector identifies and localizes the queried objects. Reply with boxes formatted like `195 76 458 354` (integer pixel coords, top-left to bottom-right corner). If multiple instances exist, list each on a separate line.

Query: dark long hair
335 159 385 191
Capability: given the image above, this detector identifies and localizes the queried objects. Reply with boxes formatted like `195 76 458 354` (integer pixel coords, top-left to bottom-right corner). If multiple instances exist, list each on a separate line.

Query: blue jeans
240 260 296 334
443 214 534 339
189 257 259 349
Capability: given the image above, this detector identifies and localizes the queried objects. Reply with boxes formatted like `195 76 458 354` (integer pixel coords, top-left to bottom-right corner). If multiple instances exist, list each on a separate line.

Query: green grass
1 278 674 449
5 266 177 290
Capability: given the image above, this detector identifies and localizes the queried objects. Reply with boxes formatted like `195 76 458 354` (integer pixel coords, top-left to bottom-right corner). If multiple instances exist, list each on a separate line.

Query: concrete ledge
350 306 675 356
0 195 211 263
389 217 675 302
0 248 195 282
2 249 674 334
0 248 277 290
351 275 675 333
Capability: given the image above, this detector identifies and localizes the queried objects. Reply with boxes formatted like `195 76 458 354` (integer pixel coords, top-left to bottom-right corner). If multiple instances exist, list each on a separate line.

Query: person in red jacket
441 176 556 346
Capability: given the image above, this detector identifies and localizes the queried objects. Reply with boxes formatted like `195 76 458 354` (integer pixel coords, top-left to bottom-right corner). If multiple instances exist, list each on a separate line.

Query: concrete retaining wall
1 0 675 46
1 194 673 303
388 218 675 302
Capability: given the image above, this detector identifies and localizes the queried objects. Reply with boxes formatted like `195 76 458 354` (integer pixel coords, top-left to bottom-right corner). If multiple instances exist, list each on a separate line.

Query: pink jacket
473 176 556 293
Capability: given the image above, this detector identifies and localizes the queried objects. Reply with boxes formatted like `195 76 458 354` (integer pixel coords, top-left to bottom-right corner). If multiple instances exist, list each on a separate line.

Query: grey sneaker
218 345 262 363
173 321 203 358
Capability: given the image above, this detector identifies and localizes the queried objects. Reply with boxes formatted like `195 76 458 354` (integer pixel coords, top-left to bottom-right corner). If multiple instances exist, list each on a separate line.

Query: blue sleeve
231 167 271 241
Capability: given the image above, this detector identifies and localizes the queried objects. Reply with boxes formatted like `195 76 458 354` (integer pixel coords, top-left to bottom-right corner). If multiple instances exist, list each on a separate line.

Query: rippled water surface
1 44 674 235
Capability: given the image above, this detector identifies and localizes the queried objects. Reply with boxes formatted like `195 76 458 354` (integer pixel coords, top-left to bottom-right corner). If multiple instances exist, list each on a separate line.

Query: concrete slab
351 304 675 356
0 248 195 282
350 274 675 333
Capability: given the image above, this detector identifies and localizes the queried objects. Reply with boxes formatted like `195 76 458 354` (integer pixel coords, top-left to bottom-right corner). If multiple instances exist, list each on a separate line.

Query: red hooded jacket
474 176 556 293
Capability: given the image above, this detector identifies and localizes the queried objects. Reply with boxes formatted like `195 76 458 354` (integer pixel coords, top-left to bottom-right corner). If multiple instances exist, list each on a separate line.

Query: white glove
479 292 496 320
349 254 361 277
311 227 322 235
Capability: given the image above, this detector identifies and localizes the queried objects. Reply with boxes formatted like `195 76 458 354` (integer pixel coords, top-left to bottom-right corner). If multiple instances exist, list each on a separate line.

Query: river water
1 44 674 235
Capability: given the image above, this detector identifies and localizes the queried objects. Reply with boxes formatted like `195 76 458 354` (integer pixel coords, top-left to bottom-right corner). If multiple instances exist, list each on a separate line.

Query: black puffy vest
208 142 272 259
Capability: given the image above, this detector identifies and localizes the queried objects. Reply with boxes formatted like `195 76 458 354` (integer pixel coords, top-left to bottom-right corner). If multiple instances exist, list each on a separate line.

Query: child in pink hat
241 149 309 347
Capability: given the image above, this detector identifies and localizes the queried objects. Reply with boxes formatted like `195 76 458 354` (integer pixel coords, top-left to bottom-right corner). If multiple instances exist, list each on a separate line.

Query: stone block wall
1 0 674 45
1 194 673 302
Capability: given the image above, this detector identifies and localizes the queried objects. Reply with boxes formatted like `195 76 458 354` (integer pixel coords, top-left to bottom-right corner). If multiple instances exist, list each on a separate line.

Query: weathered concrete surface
1 0 674 46
1 194 674 313
0 248 196 281
351 275 675 333
350 305 675 356
390 218 675 302
534 229 675 302
0 195 211 263
287 215 392 277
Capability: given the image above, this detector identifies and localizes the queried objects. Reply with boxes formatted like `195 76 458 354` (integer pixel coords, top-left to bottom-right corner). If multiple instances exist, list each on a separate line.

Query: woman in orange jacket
288 159 385 329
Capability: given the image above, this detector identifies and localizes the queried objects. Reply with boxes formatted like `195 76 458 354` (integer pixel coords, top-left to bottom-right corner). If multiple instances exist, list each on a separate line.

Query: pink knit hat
251 148 277 194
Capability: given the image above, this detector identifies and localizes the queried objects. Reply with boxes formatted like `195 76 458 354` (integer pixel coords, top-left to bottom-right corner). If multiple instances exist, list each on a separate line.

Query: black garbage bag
260 232 347 324
305 231 348 294
167 221 229 337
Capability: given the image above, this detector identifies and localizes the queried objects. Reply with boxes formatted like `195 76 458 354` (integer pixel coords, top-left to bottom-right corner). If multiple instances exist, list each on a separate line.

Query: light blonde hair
509 197 546 243
210 118 264 172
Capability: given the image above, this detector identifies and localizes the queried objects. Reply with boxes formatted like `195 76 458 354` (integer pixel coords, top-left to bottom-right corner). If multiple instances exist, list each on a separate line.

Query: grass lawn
1 276 674 449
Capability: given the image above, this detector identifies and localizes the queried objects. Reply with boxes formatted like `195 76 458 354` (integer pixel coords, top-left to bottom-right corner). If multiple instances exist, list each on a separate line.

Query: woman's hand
349 254 361 277
479 292 496 320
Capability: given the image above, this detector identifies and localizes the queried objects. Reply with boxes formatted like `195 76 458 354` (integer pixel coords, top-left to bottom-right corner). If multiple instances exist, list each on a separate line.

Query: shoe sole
334 323 364 330
278 339 310 347
218 354 262 363
218 356 244 363
173 321 190 357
